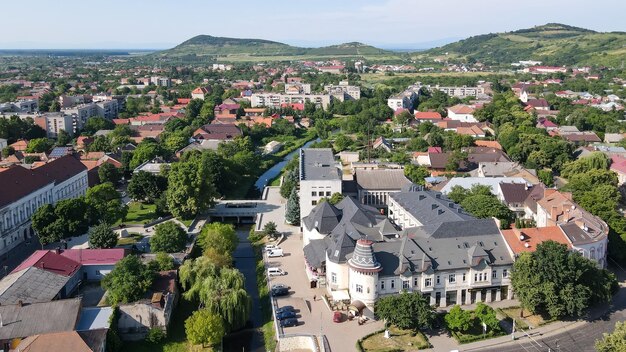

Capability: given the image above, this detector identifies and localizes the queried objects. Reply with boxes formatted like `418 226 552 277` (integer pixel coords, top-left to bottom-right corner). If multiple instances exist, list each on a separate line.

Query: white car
264 244 280 252
267 267 285 276
267 249 284 257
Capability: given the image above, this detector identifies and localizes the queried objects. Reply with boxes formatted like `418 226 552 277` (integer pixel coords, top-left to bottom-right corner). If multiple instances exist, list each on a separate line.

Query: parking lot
265 228 384 351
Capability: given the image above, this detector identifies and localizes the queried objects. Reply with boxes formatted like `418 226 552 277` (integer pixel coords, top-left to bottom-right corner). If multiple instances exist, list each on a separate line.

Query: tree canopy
511 241 617 319
150 222 188 253
375 292 436 329
595 321 626 352
31 198 90 245
85 183 127 224
166 151 218 218
102 255 154 305
88 223 118 249
185 309 225 347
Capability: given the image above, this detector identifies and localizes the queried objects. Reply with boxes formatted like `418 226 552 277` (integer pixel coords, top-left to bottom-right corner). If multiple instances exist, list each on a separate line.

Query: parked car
276 310 296 320
333 311 344 323
280 317 298 327
271 283 289 291
271 287 289 297
264 244 280 252
267 248 284 257
275 306 295 315
267 267 285 276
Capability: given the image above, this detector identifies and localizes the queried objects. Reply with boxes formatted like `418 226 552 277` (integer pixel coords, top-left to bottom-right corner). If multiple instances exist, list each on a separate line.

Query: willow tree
198 268 251 332
179 257 251 332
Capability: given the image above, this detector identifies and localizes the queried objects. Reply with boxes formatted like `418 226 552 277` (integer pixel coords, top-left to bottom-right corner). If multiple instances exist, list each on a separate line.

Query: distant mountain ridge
156 35 392 57
421 23 626 66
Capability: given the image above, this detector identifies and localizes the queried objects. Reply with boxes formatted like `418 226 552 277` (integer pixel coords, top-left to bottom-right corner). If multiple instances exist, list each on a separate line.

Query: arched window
590 247 596 260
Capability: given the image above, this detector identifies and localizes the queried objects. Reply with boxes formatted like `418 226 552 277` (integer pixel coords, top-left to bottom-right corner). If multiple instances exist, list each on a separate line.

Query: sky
0 0 624 50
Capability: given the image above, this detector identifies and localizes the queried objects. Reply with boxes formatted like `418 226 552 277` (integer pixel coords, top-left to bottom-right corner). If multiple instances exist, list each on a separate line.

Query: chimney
551 206 559 220
17 300 23 307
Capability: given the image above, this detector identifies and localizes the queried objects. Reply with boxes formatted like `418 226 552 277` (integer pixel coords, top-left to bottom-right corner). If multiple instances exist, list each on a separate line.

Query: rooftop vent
438 209 444 215
524 242 530 248
519 234 525 241
419 195 426 201
435 194 441 199
431 204 439 210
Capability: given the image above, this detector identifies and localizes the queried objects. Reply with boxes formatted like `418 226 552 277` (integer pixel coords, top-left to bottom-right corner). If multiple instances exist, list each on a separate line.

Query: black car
271 283 289 291
276 310 297 320
280 317 298 327
275 306 295 315
271 287 289 296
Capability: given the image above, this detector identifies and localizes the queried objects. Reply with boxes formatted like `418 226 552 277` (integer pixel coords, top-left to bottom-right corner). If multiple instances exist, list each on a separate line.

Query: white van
267 267 285 276
267 248 284 257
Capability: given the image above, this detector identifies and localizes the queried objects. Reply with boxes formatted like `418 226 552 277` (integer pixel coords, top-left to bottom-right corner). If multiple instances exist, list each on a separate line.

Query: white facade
299 179 342 222
0 162 87 258
447 109 477 123
45 114 74 138
0 184 54 255
251 93 332 109
429 85 485 98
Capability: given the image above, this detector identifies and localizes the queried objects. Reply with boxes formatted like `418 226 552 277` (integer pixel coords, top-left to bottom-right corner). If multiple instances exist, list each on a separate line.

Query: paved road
478 266 626 352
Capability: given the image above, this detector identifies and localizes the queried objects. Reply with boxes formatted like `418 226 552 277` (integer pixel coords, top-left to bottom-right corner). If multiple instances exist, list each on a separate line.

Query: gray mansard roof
302 185 514 274
390 186 475 225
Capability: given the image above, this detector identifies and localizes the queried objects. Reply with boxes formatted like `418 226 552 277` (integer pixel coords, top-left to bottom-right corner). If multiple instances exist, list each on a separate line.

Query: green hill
307 42 391 56
155 36 393 59
420 23 626 67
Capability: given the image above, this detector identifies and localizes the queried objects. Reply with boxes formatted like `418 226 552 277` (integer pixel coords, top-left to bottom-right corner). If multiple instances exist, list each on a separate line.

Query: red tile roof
0 166 53 208
610 156 626 174
13 250 81 277
34 155 87 185
502 226 571 254
414 111 442 119
59 248 126 265
448 104 474 114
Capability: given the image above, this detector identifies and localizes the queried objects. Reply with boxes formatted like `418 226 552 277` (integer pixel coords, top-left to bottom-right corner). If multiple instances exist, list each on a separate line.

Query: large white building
42 113 74 138
298 149 342 228
386 85 420 111
428 85 485 98
302 186 514 314
324 81 361 101
251 93 332 109
0 156 88 258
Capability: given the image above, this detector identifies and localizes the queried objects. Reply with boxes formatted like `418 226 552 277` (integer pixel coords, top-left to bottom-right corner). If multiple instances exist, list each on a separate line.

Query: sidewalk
424 268 626 351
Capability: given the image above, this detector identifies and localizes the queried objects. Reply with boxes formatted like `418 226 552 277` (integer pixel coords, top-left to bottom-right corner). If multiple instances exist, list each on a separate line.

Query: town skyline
1 0 625 49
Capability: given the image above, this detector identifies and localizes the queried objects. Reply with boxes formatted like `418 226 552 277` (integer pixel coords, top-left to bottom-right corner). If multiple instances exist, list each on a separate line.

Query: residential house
59 248 127 281
501 226 571 256
0 299 82 351
191 123 242 143
447 104 476 123
413 111 443 123
610 156 626 186
472 161 540 184
191 86 211 100
14 330 107 352
604 133 624 144
534 190 608 267
117 270 179 340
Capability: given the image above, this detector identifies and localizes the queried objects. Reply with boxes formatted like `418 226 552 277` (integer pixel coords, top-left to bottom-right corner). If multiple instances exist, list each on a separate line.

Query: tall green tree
127 171 167 203
185 309 225 347
88 223 118 249
150 222 188 253
31 198 90 245
511 241 617 319
197 222 239 255
375 292 436 329
445 305 473 332
85 183 127 224
130 138 162 170
166 152 218 218
26 138 53 153
102 255 154 305
285 188 300 225
404 164 430 185
98 162 122 185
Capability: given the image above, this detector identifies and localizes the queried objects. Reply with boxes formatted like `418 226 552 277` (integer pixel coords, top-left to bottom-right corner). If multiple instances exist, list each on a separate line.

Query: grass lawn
359 326 430 351
177 218 194 228
117 233 144 246
120 297 213 352
116 202 158 226
498 307 555 329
